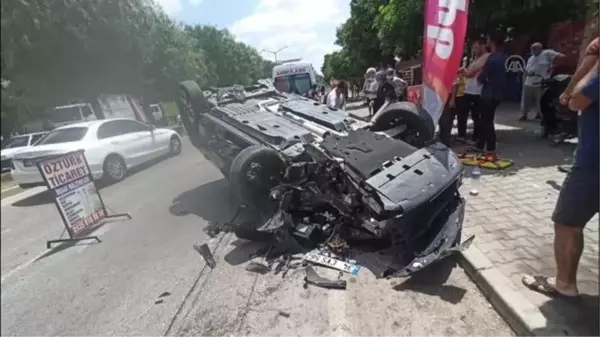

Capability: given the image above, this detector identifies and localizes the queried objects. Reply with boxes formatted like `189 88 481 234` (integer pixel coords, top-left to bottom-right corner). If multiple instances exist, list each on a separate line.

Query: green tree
0 0 274 133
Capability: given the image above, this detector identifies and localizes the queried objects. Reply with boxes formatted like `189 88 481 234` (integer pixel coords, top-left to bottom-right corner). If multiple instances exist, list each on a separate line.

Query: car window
80 105 93 118
5 136 29 148
29 134 45 145
36 127 88 145
121 120 150 133
96 120 125 139
51 106 82 123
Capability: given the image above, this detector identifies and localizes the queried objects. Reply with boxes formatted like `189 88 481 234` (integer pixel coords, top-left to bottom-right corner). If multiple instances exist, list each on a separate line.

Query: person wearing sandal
522 66 599 301
461 32 507 160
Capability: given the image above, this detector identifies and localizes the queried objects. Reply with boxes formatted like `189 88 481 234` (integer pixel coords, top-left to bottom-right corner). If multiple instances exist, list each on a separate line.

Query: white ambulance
272 61 318 96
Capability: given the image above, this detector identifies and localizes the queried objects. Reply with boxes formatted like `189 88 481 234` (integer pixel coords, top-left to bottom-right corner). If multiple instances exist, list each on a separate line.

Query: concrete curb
458 245 577 336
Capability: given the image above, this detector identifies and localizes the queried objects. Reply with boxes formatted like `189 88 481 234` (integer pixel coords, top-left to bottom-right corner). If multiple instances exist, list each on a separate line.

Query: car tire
229 145 287 210
169 135 182 155
178 80 210 148
370 101 435 147
102 154 127 184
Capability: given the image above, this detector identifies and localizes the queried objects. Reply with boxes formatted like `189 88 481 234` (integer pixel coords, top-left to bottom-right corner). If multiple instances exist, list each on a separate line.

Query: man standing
462 32 508 160
521 42 565 121
362 68 378 115
521 65 599 300
372 70 397 115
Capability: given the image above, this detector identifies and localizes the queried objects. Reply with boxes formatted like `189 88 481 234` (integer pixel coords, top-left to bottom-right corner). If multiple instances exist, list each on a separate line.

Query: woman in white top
463 39 489 144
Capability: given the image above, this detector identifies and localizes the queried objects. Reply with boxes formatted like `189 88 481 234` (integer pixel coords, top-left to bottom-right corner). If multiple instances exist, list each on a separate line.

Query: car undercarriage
178 79 473 278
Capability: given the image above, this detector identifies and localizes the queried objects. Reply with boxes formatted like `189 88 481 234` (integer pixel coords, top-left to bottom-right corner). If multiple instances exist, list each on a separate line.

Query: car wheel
370 101 435 147
177 80 210 149
229 145 287 210
169 136 182 155
103 154 127 183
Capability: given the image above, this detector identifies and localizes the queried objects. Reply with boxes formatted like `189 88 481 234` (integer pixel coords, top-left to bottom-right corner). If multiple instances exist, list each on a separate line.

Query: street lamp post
261 46 288 63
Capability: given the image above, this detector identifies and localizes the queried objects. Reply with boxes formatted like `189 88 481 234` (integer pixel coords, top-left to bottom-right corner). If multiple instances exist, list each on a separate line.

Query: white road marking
1 186 47 207
1 185 19 193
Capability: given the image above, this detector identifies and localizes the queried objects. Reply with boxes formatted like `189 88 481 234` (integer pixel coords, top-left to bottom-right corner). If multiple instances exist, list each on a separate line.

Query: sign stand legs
45 213 132 249
47 236 101 249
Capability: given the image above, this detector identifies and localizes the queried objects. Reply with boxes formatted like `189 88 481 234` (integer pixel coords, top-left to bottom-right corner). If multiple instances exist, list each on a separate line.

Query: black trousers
464 94 481 142
439 95 468 147
476 98 500 152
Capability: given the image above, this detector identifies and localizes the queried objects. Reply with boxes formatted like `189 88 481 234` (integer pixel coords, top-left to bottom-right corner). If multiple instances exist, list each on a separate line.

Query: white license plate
303 252 361 276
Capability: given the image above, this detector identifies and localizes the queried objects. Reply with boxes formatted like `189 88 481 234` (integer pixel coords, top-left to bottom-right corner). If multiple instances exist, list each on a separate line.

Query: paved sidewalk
458 105 598 336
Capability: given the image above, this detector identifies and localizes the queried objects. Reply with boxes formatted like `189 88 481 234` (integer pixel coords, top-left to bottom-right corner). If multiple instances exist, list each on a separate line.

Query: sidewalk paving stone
457 104 598 336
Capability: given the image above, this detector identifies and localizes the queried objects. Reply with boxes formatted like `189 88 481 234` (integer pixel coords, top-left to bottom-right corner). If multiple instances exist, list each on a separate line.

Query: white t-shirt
524 49 560 86
363 79 378 98
327 90 345 110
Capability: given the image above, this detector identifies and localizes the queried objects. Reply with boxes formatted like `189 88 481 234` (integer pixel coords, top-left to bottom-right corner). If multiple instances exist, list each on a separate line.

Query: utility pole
261 46 288 63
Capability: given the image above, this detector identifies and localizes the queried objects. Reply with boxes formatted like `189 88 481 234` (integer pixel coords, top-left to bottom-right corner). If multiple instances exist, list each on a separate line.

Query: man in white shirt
362 68 378 115
520 42 565 121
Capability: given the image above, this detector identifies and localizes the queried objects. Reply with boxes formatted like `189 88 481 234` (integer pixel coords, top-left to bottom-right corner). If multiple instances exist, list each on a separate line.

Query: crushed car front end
177 79 472 278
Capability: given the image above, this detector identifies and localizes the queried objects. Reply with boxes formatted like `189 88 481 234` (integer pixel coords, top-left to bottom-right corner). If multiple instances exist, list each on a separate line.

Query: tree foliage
322 0 592 81
1 0 273 132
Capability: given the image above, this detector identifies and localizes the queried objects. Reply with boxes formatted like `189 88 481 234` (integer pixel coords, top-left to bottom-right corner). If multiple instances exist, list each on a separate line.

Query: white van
272 62 318 96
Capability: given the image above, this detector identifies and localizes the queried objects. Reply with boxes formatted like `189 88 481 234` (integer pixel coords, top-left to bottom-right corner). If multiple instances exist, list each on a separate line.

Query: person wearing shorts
521 67 599 300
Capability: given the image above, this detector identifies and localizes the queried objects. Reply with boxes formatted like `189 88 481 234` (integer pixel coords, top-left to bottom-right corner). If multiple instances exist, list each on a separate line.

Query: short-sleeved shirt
479 51 508 101
363 79 378 98
574 70 599 169
327 90 345 110
524 49 561 86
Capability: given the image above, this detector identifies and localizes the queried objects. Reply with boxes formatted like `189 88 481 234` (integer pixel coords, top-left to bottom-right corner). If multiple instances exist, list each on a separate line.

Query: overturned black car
177 80 473 278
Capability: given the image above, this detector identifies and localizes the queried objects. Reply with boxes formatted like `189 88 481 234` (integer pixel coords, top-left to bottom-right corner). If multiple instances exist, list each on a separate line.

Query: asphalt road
1 136 514 336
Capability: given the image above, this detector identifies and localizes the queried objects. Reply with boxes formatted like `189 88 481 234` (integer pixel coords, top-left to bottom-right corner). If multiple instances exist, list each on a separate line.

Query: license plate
303 252 361 275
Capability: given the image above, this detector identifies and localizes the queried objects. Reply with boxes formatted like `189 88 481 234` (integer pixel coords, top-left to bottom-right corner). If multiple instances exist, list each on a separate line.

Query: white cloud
230 0 350 73
155 0 203 17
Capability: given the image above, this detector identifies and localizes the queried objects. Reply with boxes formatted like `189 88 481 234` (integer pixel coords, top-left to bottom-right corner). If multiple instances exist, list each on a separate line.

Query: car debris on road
181 79 475 288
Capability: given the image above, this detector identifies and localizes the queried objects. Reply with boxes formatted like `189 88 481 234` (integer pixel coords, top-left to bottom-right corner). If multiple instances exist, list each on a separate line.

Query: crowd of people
360 67 408 116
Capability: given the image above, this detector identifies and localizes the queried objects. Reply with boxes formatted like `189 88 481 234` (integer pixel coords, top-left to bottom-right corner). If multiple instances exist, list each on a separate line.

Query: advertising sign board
37 150 114 247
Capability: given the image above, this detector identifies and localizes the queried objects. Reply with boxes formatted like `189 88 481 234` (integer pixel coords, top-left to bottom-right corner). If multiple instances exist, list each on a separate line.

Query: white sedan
11 119 182 188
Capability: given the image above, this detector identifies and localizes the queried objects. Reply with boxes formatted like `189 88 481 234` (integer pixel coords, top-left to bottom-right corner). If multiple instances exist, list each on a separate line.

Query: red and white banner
421 0 469 125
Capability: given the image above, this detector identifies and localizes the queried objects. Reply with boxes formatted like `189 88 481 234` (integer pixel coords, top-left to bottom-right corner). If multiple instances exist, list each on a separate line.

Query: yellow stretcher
458 152 513 170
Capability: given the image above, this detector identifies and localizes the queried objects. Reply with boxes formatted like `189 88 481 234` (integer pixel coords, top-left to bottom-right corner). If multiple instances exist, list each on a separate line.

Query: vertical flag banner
421 0 469 125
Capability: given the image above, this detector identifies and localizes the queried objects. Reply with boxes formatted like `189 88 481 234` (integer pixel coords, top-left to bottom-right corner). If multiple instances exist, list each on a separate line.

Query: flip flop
521 275 580 303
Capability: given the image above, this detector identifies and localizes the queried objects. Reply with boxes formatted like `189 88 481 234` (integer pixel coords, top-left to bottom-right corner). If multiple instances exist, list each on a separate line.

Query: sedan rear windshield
36 127 88 145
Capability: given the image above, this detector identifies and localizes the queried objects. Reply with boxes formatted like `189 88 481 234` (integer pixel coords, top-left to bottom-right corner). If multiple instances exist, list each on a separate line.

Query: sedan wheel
170 136 182 155
103 155 127 183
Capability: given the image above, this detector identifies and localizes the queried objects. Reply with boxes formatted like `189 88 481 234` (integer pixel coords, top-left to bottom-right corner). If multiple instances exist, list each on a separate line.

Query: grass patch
161 101 179 118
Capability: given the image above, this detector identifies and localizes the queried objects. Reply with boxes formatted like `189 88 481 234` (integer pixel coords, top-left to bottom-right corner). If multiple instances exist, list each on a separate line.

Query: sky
155 0 351 73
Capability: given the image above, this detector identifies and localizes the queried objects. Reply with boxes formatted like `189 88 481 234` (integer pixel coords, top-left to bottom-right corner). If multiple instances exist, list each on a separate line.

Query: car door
96 120 146 166
118 120 155 162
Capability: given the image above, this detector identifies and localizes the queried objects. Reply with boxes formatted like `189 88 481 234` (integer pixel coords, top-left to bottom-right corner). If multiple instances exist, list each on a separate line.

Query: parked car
1 132 48 173
11 119 182 188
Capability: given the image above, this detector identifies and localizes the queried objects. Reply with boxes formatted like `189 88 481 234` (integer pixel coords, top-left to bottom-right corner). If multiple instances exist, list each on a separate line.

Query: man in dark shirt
521 68 599 300
372 70 398 115
462 32 507 159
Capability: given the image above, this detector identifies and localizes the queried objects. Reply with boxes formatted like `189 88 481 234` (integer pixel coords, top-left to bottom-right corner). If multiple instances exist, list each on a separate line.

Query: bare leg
552 223 583 295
